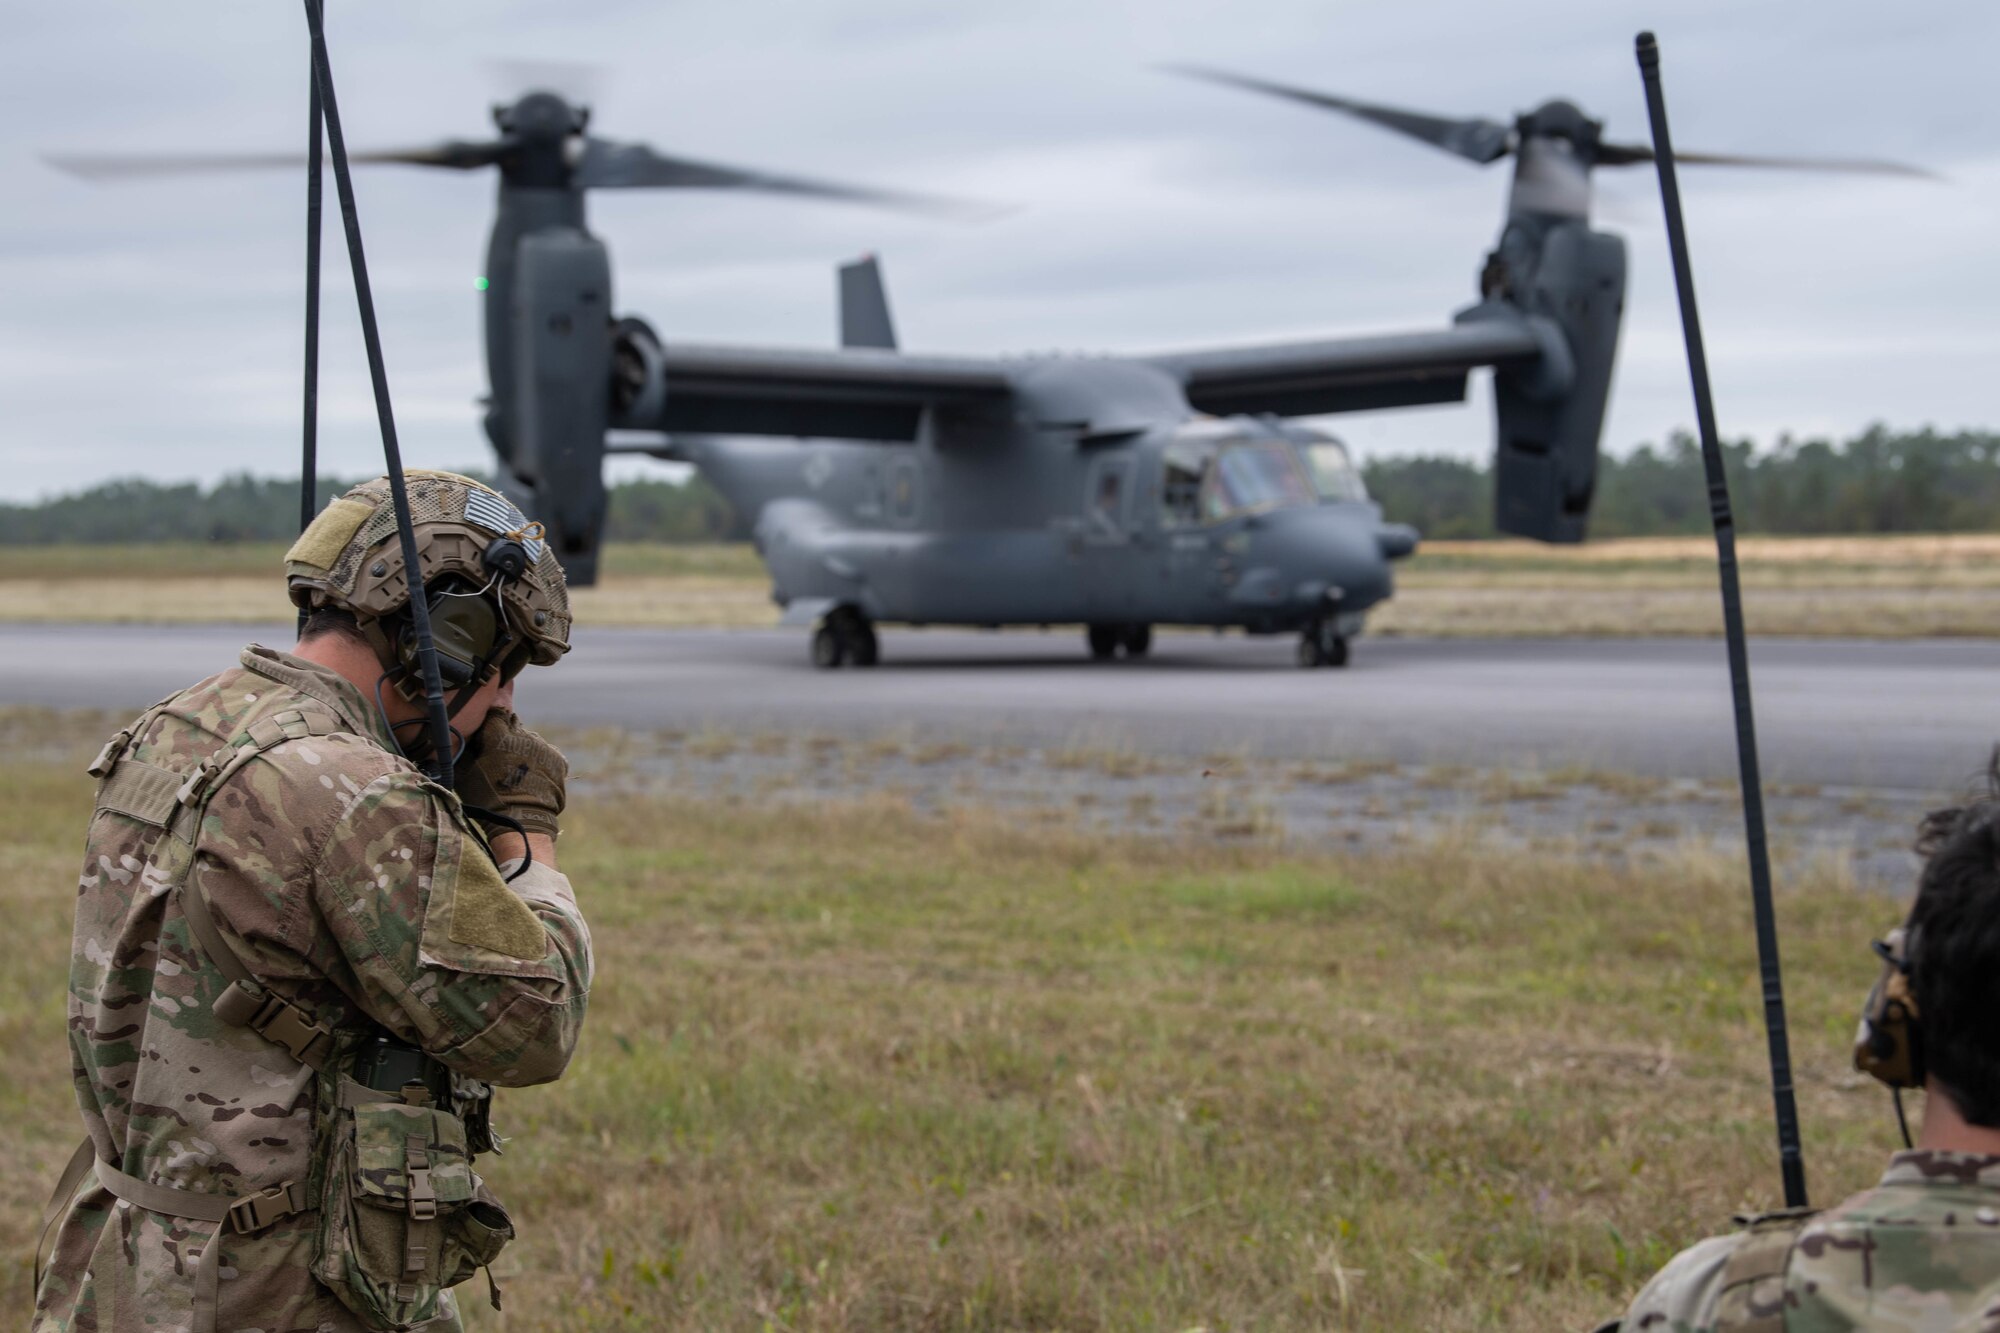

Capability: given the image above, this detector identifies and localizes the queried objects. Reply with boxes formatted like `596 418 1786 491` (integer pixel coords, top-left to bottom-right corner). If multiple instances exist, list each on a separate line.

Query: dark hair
298 605 369 647
1907 758 2000 1125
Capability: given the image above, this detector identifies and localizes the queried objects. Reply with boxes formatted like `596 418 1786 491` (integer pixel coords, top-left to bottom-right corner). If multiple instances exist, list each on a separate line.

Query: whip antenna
1635 30 1807 1210
297 0 324 635
301 0 456 785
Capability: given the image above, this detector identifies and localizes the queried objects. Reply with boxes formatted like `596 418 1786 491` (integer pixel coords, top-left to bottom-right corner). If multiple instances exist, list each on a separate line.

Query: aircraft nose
1238 507 1393 612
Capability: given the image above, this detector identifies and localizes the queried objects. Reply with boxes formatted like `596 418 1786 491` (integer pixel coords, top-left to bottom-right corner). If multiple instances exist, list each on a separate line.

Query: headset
380 534 539 775
1853 923 1923 1145
1854 926 1923 1089
391 535 535 699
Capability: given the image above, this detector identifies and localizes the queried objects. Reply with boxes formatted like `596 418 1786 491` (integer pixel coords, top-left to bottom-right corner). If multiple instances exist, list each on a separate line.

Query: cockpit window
1210 440 1316 518
1160 427 1320 527
1302 438 1368 503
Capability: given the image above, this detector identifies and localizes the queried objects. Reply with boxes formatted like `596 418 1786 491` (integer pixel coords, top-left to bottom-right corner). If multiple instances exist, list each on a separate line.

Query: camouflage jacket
34 645 593 1333
1620 1149 2000 1332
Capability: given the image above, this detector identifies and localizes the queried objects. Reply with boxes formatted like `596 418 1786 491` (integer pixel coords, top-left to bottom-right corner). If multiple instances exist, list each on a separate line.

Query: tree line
1364 425 2000 539
0 472 743 545
2 425 1994 544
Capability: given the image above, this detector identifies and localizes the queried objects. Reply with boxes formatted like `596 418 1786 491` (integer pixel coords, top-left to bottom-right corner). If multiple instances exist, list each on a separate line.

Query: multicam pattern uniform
1621 1149 2000 1331
34 646 592 1333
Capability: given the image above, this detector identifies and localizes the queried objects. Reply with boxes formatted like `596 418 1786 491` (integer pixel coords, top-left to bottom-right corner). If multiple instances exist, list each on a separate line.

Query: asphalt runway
4 623 1996 795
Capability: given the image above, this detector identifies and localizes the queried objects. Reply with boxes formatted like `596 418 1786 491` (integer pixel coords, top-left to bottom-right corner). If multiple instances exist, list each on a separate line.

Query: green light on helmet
474 275 490 292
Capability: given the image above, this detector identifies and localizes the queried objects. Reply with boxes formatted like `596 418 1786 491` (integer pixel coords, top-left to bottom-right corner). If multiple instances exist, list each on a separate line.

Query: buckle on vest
174 754 223 808
226 1181 301 1233
406 1133 438 1223
86 729 133 779
243 991 333 1067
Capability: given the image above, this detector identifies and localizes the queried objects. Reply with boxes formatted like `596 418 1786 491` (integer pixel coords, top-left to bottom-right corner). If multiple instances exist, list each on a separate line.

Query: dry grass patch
8 535 2000 637
0 716 1913 1331
1371 585 2000 639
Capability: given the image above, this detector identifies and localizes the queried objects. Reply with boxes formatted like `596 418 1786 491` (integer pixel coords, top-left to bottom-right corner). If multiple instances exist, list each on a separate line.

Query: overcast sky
1 0 1993 503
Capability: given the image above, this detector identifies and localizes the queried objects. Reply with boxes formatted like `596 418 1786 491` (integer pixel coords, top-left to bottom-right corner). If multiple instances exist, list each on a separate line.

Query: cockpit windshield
1299 434 1368 503
1160 423 1323 527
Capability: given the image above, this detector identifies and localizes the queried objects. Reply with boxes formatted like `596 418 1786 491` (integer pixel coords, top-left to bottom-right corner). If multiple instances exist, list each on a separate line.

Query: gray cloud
1 0 1993 501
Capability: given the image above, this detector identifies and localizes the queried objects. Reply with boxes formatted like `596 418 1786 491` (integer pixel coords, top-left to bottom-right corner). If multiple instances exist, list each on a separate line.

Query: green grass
1 715 1910 1329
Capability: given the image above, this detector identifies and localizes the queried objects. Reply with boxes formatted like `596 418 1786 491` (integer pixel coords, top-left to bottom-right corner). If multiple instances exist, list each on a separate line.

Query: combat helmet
286 470 572 701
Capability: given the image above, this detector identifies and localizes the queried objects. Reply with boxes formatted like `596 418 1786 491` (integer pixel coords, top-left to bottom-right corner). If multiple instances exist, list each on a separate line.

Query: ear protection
398 581 501 689
1854 925 1923 1090
392 538 535 694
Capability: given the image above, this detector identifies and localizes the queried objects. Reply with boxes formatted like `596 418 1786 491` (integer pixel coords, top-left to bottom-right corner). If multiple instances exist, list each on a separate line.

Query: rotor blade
43 139 508 181
1163 64 1514 165
1596 139 1939 179
573 138 1001 218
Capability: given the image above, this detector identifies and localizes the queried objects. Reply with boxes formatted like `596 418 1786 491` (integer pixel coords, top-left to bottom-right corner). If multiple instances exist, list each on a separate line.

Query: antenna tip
1635 31 1660 70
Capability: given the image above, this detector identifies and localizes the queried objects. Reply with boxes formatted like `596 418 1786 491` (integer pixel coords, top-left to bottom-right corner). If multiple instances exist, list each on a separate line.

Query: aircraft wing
620 338 1014 440
1146 319 1545 417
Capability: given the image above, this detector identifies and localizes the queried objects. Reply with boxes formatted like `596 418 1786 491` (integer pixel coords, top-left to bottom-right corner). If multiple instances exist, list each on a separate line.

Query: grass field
1 710 1914 1329
3 534 1997 637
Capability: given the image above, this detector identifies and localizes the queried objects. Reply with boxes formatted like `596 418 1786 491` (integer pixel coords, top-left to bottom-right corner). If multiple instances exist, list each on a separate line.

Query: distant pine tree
6 426 1994 543
0 471 740 544
1359 425 2000 539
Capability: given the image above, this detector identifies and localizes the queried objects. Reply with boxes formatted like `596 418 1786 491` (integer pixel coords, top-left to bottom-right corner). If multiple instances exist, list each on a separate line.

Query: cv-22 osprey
518 76 1625 672
52 73 1920 667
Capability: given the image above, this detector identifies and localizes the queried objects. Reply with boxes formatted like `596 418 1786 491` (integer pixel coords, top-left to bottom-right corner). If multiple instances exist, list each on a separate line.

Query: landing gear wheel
814 609 879 669
811 624 848 669
1297 621 1349 670
1121 624 1152 658
1086 623 1120 661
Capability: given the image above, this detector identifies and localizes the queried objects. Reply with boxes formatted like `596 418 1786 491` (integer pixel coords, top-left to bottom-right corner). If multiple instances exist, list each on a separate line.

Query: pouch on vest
312 1098 513 1329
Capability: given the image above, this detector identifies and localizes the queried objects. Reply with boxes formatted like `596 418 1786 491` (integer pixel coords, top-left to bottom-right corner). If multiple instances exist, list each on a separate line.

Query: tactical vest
1591 1209 1818 1333
1706 1208 1816 1333
36 702 510 1333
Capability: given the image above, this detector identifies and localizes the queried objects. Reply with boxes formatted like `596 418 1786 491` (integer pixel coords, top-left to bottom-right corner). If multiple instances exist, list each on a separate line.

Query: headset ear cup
1855 930 1923 1090
423 585 500 689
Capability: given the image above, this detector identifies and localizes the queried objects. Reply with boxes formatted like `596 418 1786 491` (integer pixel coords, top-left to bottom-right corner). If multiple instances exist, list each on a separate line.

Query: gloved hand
456 708 567 840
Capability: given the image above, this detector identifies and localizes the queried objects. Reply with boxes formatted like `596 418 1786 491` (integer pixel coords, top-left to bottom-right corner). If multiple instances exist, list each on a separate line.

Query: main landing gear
1086 622 1152 661
1296 618 1349 669
811 607 879 669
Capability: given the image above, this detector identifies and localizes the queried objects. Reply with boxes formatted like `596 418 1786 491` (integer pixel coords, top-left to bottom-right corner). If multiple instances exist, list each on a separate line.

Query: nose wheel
811 608 880 668
1086 622 1152 661
1297 620 1349 669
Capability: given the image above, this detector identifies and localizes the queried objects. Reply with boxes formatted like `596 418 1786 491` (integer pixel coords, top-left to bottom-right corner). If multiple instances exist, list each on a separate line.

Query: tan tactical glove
457 708 567 840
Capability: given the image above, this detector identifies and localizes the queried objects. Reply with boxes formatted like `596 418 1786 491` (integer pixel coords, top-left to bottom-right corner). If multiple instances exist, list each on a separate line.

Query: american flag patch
464 488 546 562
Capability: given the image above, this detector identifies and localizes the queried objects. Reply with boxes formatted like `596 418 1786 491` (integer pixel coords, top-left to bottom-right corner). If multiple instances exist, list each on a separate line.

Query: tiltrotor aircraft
51 71 1922 668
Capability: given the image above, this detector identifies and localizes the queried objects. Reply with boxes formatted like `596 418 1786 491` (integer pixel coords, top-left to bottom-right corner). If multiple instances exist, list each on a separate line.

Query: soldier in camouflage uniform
1616 783 2000 1332
34 471 593 1332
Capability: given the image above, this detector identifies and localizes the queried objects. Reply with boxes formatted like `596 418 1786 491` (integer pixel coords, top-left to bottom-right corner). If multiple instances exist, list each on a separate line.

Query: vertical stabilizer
838 254 898 350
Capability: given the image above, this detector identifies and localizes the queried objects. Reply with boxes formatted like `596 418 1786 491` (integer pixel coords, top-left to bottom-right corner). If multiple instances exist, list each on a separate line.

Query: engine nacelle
508 228 612 584
1487 220 1626 543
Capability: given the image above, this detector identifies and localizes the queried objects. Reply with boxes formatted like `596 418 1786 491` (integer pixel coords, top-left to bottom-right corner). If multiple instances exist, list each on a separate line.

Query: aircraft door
1159 435 1220 609
1080 454 1143 617
1085 456 1131 543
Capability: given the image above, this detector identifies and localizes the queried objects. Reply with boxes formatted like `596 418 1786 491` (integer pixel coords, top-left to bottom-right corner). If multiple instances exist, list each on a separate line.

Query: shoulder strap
33 1137 95 1296
167 706 351 1071
1711 1207 1817 1333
